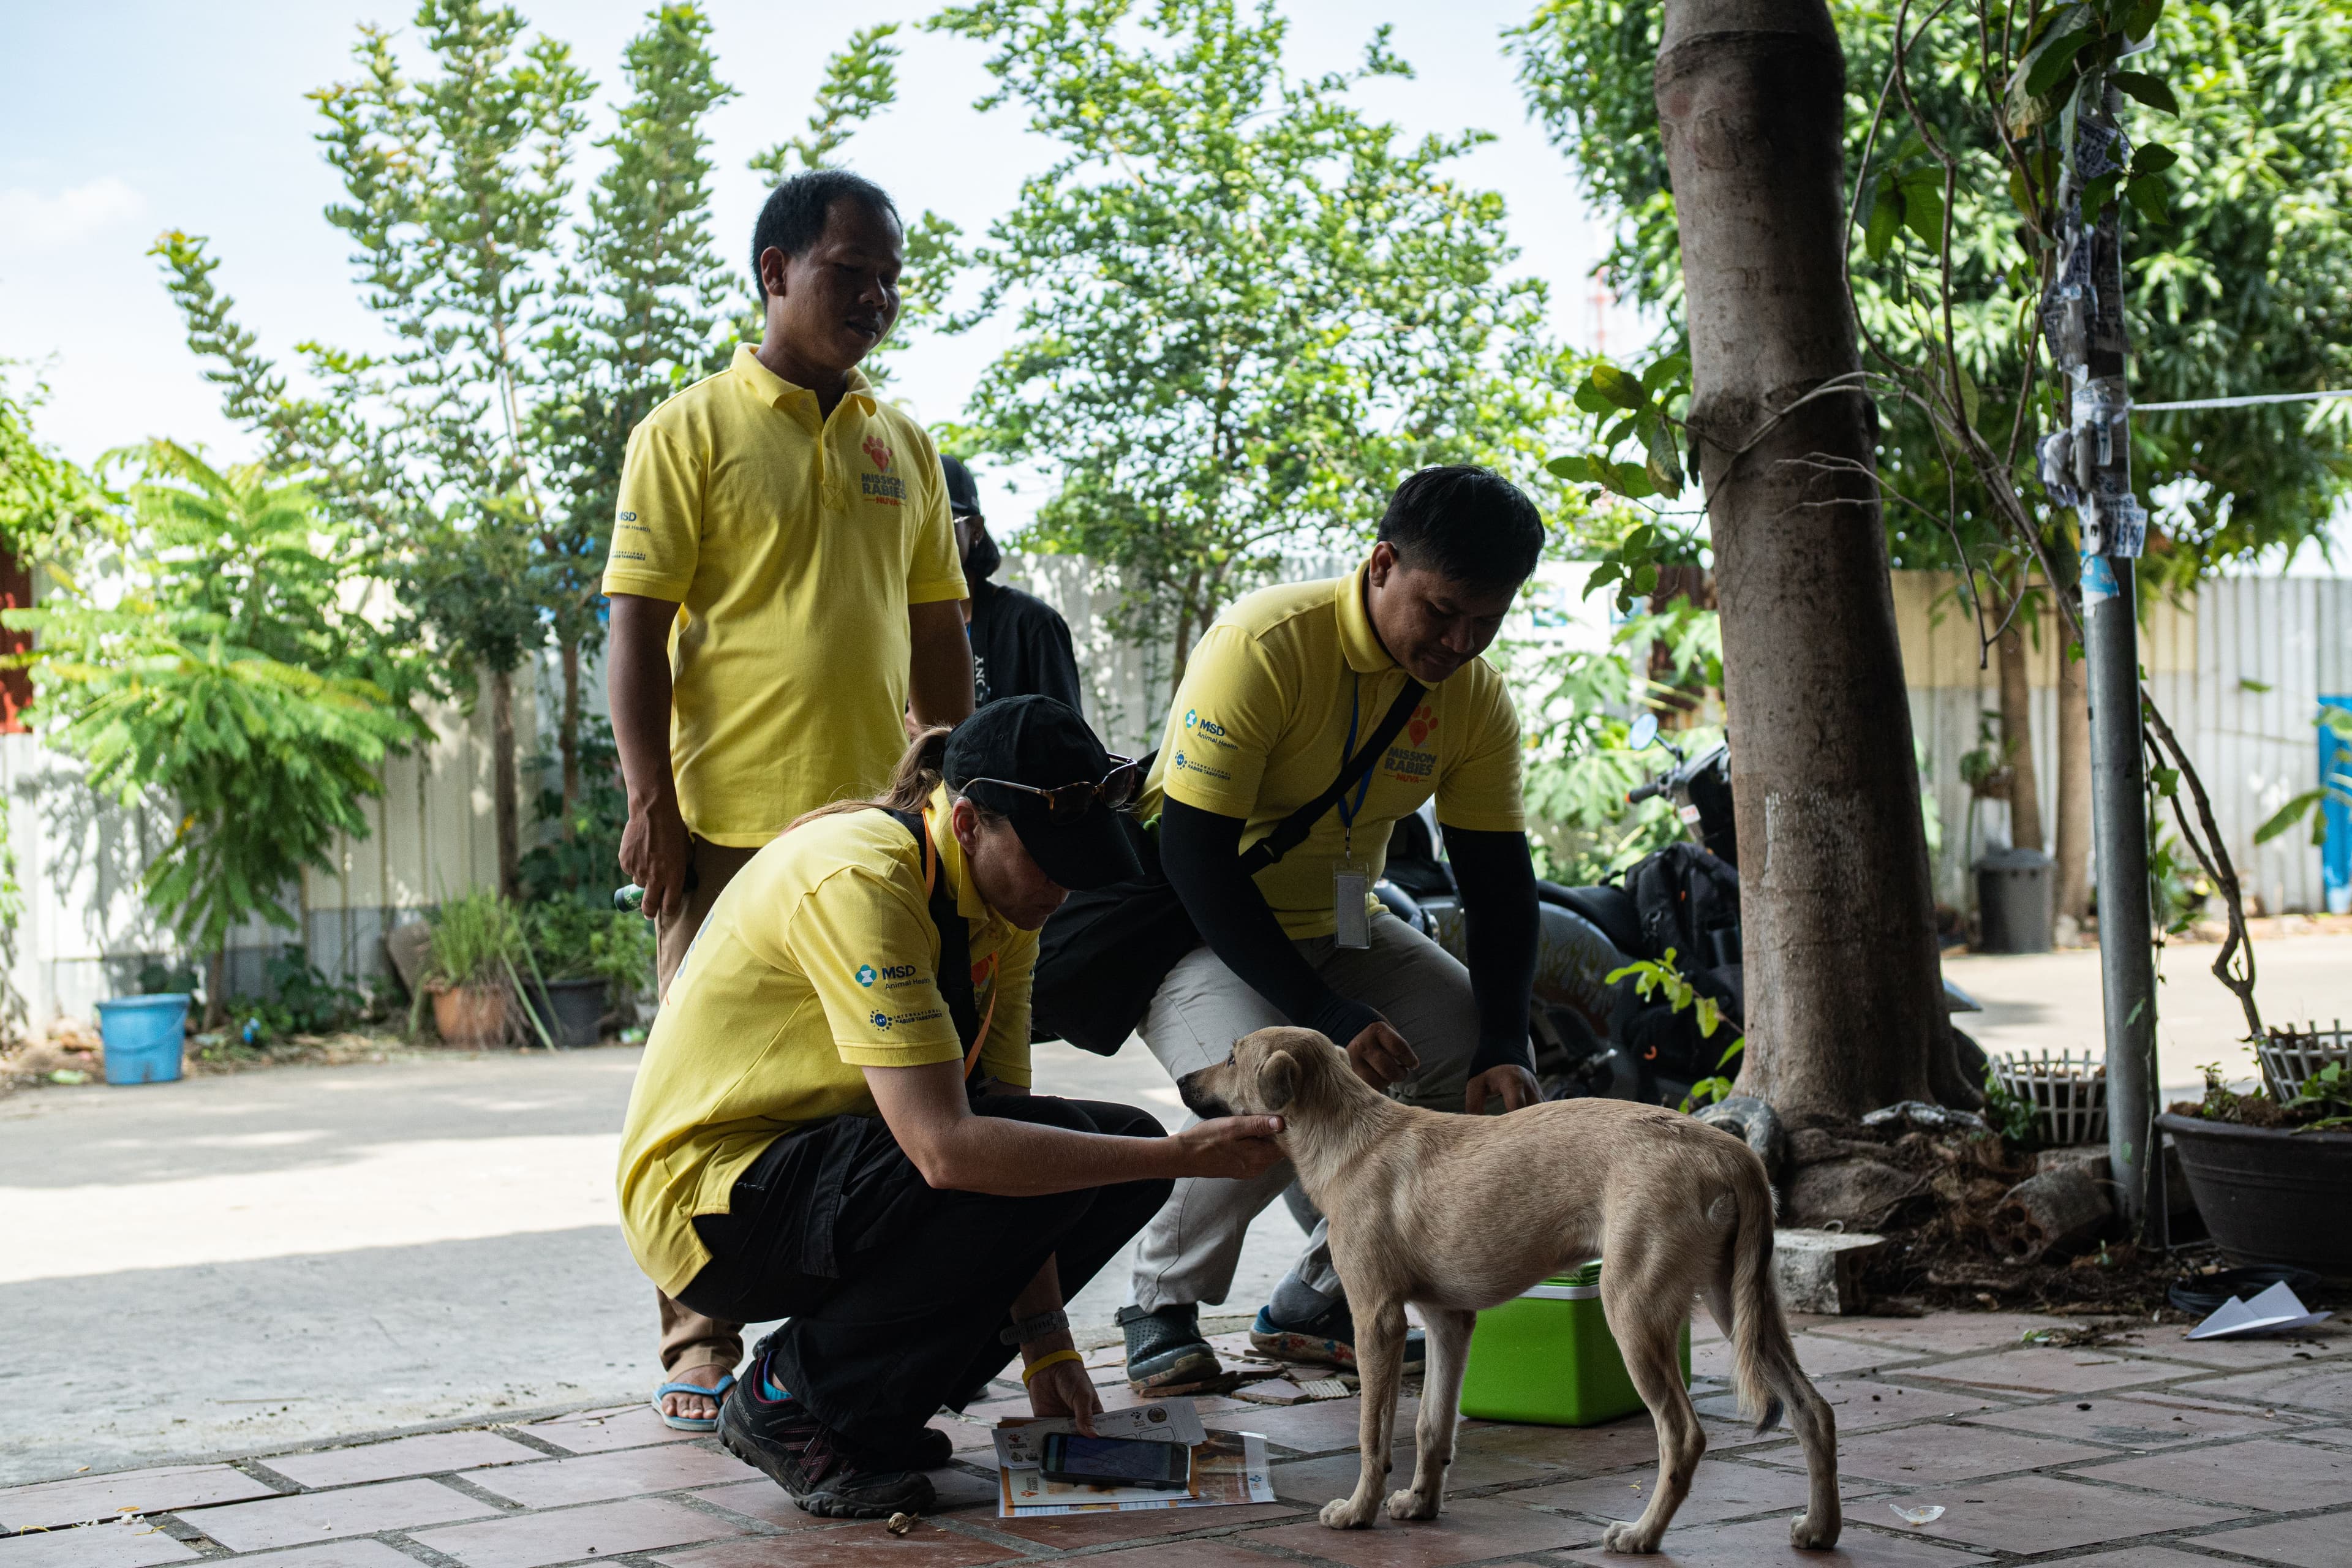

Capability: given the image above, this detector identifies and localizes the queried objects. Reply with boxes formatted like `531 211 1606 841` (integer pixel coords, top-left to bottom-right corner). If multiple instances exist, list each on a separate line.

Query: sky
0 0 1646 541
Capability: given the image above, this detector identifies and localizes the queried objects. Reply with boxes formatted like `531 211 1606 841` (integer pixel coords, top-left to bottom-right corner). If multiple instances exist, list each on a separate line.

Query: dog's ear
1259 1049 1300 1112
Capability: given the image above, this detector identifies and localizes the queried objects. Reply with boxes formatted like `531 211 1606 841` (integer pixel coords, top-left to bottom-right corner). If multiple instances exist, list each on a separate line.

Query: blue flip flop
650 1373 736 1433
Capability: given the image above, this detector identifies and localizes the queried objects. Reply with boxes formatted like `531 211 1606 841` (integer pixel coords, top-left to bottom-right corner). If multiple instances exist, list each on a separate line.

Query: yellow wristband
1020 1348 1084 1385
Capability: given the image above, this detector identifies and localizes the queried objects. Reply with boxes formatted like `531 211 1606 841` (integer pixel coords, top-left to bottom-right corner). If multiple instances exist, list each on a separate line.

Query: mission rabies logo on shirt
1384 701 1438 783
860 434 906 506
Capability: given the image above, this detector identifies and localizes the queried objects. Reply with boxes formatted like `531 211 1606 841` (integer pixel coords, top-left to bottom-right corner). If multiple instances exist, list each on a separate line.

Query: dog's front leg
1389 1306 1473 1521
1319 1298 1406 1529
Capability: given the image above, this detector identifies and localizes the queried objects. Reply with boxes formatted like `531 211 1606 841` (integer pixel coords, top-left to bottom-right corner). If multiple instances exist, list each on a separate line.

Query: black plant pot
526 977 609 1050
2157 1112 2352 1279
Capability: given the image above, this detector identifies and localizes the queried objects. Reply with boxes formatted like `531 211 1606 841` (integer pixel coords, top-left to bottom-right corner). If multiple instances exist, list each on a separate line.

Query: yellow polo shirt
1141 562 1525 939
601 345 968 846
617 790 1036 1296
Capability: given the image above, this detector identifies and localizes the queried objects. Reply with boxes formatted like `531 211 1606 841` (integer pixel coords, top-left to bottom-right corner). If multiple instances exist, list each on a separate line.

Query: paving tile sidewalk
6 1310 2347 1568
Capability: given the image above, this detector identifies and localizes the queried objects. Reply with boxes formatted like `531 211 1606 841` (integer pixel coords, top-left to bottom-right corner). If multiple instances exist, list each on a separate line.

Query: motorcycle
1377 713 1983 1106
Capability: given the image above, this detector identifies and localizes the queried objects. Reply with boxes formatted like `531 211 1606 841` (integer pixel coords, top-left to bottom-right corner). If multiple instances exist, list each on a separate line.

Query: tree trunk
1656 0 1964 1123
559 636 582 842
2054 638 2093 922
205 946 227 1030
489 665 521 901
1996 594 2045 852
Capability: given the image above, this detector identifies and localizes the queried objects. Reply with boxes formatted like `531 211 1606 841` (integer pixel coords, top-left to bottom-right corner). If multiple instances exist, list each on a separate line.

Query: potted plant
418 890 530 1049
2157 1052 2352 1278
521 901 627 1049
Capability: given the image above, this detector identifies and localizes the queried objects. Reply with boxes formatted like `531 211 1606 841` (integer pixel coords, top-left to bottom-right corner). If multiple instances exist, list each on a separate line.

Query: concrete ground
1946 929 2352 1102
0 1044 1309 1487
2 932 2342 1494
5 1301 2347 1567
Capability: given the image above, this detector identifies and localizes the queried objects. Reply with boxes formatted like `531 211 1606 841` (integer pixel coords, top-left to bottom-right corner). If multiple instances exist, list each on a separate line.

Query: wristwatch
1000 1308 1070 1346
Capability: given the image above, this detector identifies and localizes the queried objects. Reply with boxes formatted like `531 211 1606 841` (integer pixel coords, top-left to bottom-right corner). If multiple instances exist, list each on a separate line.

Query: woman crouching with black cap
616 696 1286 1518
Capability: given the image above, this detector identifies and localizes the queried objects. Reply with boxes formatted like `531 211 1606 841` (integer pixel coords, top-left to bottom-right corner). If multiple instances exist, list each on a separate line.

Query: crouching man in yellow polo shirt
619 698 1286 1519
1117 466 1547 1391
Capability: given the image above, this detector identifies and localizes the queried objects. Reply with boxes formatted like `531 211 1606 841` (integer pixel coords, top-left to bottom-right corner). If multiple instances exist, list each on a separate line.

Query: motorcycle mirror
1627 712 1660 752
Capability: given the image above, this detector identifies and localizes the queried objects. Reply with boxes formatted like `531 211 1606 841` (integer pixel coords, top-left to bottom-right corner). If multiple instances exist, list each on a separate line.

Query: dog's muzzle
1175 1068 1231 1121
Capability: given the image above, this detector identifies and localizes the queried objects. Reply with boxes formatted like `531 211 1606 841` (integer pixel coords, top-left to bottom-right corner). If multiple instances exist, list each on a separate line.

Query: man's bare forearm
907 600 975 729
608 594 681 809
919 1119 1187 1196
1008 1257 1070 1353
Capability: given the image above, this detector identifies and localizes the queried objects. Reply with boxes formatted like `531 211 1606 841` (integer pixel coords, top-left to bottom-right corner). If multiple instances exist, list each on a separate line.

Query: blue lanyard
1338 673 1374 850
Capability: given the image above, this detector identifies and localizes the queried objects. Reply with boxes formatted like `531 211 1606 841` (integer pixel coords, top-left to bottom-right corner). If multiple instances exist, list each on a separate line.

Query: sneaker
876 1425 954 1471
718 1364 934 1518
1117 1302 1221 1393
1250 1300 1427 1372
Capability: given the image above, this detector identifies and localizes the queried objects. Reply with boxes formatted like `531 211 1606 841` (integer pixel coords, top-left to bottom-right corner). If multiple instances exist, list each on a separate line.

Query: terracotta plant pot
431 983 510 1049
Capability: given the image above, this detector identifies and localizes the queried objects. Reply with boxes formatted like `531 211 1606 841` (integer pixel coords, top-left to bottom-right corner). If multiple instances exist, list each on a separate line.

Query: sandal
651 1372 737 1433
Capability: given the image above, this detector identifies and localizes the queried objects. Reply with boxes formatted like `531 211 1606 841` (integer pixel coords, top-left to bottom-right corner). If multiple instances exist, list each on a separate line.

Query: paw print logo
855 963 878 988
1406 703 1434 748
870 1010 892 1031
862 434 893 471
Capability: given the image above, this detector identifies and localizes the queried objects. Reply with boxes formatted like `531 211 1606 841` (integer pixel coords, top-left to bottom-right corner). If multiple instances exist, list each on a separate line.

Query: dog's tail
1726 1163 1793 1435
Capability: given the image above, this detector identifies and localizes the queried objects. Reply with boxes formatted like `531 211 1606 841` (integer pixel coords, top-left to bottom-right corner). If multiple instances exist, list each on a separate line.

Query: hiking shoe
1117 1302 1221 1393
876 1424 954 1471
1251 1300 1427 1372
718 1374 934 1518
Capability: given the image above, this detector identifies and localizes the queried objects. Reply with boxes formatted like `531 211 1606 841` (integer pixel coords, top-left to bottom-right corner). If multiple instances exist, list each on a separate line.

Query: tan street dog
1178 1027 1840 1555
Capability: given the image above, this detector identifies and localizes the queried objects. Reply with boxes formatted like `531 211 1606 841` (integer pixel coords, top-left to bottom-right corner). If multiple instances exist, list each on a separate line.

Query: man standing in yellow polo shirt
603 168 973 1429
1114 466 1547 1392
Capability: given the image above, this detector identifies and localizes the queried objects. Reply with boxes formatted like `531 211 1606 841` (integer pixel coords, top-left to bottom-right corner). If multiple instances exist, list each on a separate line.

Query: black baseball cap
944 696 1142 891
940 454 982 519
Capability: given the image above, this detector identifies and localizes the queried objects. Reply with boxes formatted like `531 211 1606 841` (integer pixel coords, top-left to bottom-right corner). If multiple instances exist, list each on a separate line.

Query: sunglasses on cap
962 755 1144 821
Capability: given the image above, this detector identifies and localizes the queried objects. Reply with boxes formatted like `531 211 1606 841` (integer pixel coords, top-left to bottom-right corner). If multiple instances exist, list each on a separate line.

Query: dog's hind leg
1389 1306 1473 1521
1319 1296 1407 1530
1600 1292 1705 1553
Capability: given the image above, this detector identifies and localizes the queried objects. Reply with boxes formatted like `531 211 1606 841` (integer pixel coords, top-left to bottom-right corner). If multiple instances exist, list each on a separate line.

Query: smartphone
1039 1431 1192 1491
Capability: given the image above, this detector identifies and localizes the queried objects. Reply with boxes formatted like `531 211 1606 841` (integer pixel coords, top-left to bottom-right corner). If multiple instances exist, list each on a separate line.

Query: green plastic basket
1458 1261 1690 1427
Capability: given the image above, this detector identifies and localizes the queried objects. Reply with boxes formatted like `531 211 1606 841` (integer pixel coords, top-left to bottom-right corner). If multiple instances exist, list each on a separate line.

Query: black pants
677 1093 1168 1456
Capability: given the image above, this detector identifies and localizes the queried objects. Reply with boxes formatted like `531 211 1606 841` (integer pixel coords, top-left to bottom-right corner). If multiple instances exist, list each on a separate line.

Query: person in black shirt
942 456 1086 715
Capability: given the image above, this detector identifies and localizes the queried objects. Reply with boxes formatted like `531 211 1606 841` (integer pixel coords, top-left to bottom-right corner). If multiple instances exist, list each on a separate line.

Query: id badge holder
1332 854 1373 949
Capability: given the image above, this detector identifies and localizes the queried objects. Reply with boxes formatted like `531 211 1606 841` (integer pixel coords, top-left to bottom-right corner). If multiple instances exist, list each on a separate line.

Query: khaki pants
652 837 760 1379
1126 915 1481 1314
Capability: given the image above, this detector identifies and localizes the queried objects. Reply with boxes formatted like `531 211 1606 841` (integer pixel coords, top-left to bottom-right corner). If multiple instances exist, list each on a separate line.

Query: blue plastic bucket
97 993 190 1085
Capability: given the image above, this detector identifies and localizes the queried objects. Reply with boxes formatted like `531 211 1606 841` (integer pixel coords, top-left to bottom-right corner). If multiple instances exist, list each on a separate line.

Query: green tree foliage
1507 0 2352 584
933 0 1574 673
148 233 418 538
310 0 595 894
3 447 423 1011
1514 603 1719 882
535 3 736 834
1 372 111 563
0 371 105 1038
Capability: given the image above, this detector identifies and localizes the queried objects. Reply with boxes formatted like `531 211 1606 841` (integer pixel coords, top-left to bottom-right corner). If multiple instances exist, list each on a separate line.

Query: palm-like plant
6 442 424 1017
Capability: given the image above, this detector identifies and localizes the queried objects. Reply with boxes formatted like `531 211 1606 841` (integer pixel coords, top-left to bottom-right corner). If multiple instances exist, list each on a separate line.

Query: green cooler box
1458 1261 1691 1426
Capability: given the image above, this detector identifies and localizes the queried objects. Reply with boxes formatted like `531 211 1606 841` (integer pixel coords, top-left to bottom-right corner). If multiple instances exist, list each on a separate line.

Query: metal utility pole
2038 86 2158 1237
